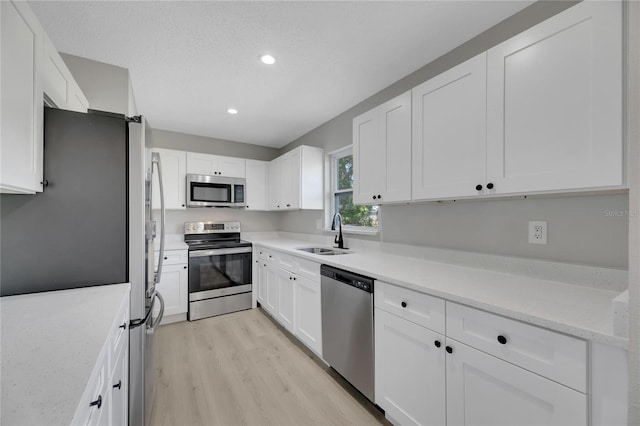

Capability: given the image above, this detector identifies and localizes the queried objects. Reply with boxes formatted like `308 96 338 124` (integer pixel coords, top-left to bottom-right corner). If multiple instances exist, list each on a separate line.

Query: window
329 147 378 230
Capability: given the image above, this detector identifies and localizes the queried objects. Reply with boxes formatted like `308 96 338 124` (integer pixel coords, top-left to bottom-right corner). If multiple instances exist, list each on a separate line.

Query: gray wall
61 53 130 114
276 0 630 269
149 128 279 161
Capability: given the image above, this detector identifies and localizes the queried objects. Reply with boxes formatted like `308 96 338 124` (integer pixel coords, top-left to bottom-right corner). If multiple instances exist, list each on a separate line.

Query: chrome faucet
331 212 345 249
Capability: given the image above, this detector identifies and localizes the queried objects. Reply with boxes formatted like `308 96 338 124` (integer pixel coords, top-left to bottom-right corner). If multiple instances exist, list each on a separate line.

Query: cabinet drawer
109 298 129 374
278 253 297 272
154 249 187 266
295 257 320 282
446 302 587 392
77 356 106 426
375 281 445 334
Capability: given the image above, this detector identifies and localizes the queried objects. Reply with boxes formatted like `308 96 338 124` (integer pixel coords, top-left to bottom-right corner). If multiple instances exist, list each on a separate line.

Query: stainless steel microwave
186 174 246 208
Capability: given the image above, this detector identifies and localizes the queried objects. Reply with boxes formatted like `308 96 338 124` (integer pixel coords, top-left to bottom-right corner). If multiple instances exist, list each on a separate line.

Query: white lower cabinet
294 274 322 356
153 249 188 321
375 308 445 426
255 246 322 356
276 268 296 333
73 290 130 425
446 339 587 426
375 283 588 426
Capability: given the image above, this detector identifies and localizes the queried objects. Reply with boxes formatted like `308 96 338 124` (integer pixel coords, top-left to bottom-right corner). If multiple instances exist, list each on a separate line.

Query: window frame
325 146 379 235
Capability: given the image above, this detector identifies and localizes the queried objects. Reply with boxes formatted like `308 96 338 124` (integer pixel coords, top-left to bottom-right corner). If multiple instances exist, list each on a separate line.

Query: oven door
188 247 252 301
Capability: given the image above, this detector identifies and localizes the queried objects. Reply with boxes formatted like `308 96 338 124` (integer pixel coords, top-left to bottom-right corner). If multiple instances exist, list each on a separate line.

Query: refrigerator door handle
146 291 165 335
152 152 166 285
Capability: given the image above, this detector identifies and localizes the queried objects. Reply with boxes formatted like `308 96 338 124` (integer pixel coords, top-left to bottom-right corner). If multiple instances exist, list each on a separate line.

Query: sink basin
296 247 351 255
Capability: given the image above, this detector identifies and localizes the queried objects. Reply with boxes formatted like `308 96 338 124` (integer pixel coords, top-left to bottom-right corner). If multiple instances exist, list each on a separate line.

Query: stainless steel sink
296 247 351 255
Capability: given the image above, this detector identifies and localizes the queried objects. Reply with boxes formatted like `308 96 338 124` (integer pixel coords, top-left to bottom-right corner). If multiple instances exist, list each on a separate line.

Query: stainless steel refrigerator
128 117 166 426
0 108 165 426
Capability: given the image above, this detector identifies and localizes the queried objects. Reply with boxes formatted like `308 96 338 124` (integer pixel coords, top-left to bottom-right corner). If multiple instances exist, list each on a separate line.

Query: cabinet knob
113 380 122 390
119 322 126 329
401 301 407 308
183 266 187 269
246 205 249 209
372 195 377 200
277 205 280 208
182 204 185 207
487 183 494 190
89 395 102 409
377 194 382 199
434 340 441 348
289 277 292 280
164 257 168 260
446 346 453 354
286 204 291 207
293 277 297 281
263 264 267 267
475 184 483 191
497 335 507 345
40 180 49 187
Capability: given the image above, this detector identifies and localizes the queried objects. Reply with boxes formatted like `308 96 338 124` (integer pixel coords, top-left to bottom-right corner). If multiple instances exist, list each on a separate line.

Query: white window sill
322 227 379 236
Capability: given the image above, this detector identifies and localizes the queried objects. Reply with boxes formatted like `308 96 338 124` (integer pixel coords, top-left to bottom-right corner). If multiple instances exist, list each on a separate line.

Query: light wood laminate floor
149 308 387 426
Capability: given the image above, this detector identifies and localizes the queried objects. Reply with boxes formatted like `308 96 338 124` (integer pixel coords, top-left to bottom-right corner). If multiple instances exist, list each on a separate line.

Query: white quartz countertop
157 234 188 251
1 283 130 426
251 238 627 348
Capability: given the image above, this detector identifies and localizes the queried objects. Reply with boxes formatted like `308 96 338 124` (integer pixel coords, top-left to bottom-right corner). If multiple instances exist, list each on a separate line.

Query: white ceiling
29 1 533 148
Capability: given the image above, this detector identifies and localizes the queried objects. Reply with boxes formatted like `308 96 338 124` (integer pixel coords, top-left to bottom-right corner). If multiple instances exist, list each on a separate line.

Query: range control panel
184 221 241 234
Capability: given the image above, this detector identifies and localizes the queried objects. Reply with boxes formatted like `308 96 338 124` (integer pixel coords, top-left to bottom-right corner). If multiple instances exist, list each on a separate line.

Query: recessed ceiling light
260 54 276 65
227 108 238 115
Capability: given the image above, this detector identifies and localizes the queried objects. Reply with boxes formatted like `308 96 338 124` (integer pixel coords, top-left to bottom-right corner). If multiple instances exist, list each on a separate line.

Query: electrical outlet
528 221 547 244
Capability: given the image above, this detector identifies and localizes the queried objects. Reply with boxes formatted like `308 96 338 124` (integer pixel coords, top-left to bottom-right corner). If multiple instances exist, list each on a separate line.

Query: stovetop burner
184 221 251 251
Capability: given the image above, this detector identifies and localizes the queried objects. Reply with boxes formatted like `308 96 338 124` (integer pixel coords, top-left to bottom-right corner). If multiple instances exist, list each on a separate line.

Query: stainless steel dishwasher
321 264 375 402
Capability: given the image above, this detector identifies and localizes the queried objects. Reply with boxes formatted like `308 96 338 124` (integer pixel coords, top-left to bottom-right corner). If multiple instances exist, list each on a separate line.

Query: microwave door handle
152 152 166 285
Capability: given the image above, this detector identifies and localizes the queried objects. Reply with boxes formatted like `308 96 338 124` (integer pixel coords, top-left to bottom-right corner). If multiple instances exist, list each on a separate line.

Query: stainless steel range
184 221 252 320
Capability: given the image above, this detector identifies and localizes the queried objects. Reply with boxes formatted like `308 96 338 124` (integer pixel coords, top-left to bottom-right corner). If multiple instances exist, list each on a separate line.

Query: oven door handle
189 247 253 257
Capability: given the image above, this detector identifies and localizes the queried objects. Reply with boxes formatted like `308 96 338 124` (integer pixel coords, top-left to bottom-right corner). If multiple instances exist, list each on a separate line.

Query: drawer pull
119 322 126 329
183 266 187 269
446 346 453 354
434 340 441 348
89 395 102 409
497 335 507 345
164 256 168 260
113 380 122 390
401 301 407 308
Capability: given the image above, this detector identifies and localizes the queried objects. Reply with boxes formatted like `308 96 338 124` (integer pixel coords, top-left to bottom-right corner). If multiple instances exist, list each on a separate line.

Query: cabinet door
154 263 188 318
0 0 44 194
264 263 279 315
486 1 622 194
281 149 301 209
379 91 412 203
245 159 268 210
294 275 322 356
412 53 487 201
446 340 587 426
353 107 380 205
109 346 128 426
268 157 282 210
257 260 268 305
186 152 217 175
152 148 186 210
276 269 295 332
375 309 446 426
218 155 246 178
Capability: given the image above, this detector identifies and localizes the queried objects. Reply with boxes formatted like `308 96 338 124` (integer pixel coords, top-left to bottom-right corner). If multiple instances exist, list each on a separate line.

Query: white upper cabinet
412 53 487 200
245 159 268 211
1 0 44 194
268 145 323 210
42 32 89 113
353 91 411 205
186 152 246 178
1 0 88 194
152 148 186 210
486 0 623 194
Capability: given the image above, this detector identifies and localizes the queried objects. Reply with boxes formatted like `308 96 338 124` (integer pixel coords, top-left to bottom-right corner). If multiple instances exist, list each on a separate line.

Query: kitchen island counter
0 283 130 425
